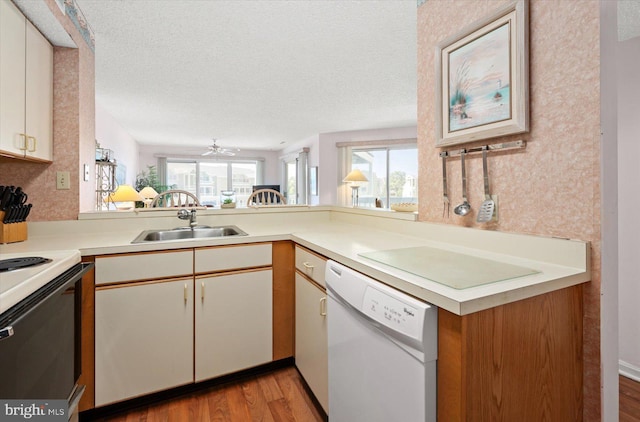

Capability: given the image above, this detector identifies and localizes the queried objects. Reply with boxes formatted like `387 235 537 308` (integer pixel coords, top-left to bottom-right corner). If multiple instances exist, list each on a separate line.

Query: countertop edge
1 215 590 316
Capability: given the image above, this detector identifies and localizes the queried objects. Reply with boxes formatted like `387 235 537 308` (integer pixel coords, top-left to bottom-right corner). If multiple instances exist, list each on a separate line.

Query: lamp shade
139 186 159 199
343 169 368 183
107 185 144 203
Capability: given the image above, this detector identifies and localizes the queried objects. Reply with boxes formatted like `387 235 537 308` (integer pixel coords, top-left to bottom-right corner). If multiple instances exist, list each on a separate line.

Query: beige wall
0 0 95 221
417 0 601 419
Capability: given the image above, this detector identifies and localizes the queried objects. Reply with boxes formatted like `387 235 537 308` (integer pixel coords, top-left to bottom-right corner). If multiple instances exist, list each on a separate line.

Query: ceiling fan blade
202 138 239 157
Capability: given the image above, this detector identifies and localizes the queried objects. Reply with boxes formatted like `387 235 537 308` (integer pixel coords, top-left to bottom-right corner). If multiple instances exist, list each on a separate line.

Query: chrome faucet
177 208 197 228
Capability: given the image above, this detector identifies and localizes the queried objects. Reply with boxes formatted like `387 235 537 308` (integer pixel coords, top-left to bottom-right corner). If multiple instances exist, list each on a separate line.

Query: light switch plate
56 171 70 190
84 164 90 181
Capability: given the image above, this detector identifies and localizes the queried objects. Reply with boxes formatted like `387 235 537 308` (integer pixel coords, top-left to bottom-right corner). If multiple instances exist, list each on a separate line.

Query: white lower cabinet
95 278 194 406
195 269 273 381
295 273 328 412
92 244 277 408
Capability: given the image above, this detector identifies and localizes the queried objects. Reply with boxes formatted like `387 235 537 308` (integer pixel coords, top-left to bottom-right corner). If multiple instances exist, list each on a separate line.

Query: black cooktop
0 257 52 272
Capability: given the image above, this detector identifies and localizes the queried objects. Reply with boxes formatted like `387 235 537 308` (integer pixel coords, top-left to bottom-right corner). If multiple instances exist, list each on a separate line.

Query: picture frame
435 0 529 147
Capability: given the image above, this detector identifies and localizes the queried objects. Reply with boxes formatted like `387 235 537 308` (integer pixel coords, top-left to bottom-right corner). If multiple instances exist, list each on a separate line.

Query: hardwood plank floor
87 367 325 422
621 375 640 422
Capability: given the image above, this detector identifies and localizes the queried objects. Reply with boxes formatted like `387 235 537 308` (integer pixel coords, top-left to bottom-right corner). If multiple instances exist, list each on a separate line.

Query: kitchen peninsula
0 206 590 420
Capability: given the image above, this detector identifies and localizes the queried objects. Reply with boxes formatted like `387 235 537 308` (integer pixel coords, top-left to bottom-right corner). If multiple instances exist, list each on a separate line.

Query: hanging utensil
454 150 471 216
441 152 449 218
477 147 495 223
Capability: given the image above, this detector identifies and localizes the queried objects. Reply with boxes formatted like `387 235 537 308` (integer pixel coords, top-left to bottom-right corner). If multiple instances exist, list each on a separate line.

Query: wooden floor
88 366 325 422
85 370 640 421
621 375 640 422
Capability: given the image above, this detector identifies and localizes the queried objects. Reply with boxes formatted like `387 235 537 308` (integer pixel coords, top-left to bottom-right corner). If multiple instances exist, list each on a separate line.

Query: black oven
0 263 91 408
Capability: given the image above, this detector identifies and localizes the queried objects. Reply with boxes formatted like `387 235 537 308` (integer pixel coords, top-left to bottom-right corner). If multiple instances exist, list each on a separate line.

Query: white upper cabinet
0 0 53 162
0 0 26 157
25 20 53 161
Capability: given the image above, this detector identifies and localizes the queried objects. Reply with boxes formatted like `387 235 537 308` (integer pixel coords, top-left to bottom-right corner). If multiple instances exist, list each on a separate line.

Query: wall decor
435 0 529 147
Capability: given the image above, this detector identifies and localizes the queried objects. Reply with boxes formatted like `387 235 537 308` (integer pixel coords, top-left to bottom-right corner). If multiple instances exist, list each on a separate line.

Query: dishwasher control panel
362 285 423 340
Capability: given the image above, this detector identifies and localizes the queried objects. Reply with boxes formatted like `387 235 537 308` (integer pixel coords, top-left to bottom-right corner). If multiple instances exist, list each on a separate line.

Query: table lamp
139 186 159 208
106 185 144 210
343 169 368 207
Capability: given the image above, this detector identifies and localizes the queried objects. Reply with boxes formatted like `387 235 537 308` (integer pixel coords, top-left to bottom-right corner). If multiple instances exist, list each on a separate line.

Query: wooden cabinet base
438 285 583 421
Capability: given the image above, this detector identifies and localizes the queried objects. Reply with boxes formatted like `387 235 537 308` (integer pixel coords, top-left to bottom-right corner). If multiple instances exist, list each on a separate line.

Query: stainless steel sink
132 225 248 243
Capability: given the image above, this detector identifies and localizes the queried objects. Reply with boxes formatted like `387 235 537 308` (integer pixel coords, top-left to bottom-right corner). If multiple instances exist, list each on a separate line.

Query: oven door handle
0 326 14 341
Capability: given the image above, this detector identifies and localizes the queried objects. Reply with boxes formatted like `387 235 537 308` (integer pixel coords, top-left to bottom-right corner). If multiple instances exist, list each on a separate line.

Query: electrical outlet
491 194 499 221
56 171 70 190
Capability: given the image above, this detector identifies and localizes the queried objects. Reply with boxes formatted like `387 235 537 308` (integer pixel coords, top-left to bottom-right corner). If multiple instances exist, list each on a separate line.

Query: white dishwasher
326 260 437 422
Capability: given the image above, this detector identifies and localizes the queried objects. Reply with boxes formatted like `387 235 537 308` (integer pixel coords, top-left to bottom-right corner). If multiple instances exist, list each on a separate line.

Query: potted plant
220 190 236 208
134 165 175 208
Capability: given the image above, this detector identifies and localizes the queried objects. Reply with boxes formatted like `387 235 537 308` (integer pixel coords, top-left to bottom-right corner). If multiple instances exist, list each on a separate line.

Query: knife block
0 211 27 244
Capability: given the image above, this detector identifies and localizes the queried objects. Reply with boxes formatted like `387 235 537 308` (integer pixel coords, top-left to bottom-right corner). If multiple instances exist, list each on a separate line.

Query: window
280 148 309 205
347 145 418 208
166 159 260 207
285 159 297 205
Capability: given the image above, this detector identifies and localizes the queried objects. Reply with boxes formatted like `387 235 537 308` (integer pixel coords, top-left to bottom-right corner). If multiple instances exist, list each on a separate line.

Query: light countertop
0 249 81 314
0 207 590 315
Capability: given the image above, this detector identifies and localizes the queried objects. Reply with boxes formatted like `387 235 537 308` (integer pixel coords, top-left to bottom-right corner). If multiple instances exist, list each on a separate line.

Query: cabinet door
0 0 26 157
295 273 328 412
195 269 273 381
25 21 53 161
95 278 194 406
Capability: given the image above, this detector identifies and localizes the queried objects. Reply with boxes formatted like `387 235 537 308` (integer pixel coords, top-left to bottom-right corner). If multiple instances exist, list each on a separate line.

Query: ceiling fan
202 139 239 156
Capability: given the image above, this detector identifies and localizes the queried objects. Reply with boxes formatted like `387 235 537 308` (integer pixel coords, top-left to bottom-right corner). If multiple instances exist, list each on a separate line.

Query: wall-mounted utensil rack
438 140 526 158
438 140 526 221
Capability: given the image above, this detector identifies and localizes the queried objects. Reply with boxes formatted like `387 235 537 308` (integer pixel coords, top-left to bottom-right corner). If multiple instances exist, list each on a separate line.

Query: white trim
153 153 265 162
620 360 640 383
336 138 417 148
600 0 620 419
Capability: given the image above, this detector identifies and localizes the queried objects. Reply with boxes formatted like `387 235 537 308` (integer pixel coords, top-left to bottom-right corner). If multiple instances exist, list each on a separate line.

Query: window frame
164 157 263 206
339 140 418 209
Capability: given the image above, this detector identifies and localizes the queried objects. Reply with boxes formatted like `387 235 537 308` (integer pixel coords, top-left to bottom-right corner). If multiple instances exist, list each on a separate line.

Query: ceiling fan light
202 138 239 156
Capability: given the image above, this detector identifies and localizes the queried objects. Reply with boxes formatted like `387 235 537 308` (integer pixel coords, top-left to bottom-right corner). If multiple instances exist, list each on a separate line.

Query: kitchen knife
20 204 29 222
22 204 32 222
14 205 25 223
3 205 14 223
10 205 19 223
9 205 20 223
2 186 16 211
0 187 11 210
14 187 27 205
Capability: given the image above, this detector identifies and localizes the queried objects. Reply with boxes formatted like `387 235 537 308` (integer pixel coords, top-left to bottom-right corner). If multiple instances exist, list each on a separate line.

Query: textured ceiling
74 0 417 151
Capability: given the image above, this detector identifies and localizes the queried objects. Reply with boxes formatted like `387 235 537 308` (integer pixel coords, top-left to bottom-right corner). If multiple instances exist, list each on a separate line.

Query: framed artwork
435 0 529 147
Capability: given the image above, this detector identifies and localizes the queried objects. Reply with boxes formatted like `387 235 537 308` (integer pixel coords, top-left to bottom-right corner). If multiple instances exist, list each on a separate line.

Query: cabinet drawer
195 243 272 273
95 250 193 285
295 245 327 287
